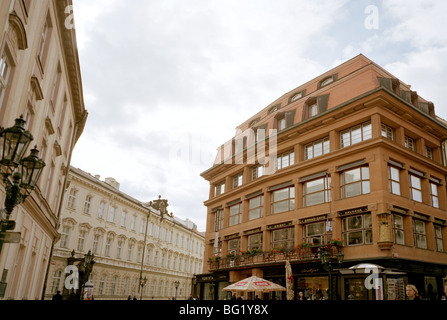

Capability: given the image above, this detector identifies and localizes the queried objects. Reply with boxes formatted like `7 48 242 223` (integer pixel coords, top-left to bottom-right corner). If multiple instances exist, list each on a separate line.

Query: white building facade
44 166 204 300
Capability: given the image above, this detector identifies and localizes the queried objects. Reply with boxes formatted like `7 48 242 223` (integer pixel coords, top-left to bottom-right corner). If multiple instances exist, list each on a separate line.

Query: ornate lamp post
174 281 180 300
139 276 147 300
0 117 45 255
65 250 95 300
320 248 344 300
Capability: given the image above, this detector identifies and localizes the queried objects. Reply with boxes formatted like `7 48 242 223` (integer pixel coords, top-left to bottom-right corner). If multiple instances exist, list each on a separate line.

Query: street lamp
139 276 147 300
320 247 344 300
174 281 180 300
65 250 95 300
0 117 45 255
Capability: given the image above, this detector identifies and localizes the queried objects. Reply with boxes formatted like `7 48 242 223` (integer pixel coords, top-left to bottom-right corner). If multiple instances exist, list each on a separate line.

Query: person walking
406 284 421 300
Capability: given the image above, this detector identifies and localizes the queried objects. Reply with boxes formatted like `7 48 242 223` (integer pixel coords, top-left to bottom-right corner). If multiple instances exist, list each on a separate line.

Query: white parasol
223 275 286 293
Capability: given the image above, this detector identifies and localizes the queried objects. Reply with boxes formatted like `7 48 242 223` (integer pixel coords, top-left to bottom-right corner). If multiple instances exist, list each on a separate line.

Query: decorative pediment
8 12 28 50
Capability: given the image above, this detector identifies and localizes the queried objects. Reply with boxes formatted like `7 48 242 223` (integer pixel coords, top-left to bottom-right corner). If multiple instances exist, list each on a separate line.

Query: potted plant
295 242 311 257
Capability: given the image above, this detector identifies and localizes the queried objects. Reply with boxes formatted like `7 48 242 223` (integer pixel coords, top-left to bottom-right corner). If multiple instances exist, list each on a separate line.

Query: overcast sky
70 0 447 231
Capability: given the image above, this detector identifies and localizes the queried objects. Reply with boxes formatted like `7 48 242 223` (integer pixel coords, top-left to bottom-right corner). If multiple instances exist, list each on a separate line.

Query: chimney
105 177 120 190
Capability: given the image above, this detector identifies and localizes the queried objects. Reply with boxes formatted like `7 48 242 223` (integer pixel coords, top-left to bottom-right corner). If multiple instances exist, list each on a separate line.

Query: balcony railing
207 245 342 270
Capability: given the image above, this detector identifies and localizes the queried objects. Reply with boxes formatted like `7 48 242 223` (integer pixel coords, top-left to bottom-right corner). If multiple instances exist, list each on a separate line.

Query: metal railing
208 245 341 270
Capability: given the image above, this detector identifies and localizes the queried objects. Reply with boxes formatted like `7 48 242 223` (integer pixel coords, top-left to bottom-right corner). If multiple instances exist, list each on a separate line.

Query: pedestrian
133 296 137 300
188 294 194 300
443 278 447 300
406 284 421 300
52 290 62 301
297 291 306 300
128 295 132 300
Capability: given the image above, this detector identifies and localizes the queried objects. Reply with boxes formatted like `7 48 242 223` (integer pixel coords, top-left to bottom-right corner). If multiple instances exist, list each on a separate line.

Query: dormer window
289 90 306 103
303 94 330 120
268 104 281 114
309 103 318 117
318 74 338 89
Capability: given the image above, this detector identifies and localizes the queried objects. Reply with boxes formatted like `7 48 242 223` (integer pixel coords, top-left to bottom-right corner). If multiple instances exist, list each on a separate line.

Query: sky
70 0 447 232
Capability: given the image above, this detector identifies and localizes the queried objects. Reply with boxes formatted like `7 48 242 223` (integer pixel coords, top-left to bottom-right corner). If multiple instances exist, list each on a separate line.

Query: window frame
271 186 295 215
304 137 330 160
340 166 370 199
248 195 264 221
340 121 372 148
229 203 242 226
303 176 331 207
342 214 372 246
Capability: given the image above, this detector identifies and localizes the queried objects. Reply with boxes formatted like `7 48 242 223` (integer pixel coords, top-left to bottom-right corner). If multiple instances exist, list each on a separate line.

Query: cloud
71 1 447 231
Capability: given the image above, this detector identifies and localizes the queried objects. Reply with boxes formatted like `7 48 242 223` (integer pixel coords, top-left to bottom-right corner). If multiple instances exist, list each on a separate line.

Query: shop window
392 214 405 245
388 166 401 196
304 137 329 160
340 121 372 148
271 227 294 249
413 219 427 249
229 203 242 226
342 214 372 246
340 166 370 199
303 176 331 207
303 221 331 246
271 186 295 214
248 195 264 220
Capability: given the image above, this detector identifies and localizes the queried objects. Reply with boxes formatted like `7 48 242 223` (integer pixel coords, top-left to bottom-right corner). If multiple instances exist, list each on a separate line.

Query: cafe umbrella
223 275 286 293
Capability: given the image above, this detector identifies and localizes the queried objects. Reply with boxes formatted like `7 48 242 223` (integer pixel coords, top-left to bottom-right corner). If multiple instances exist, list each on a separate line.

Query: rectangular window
77 231 86 252
247 233 262 251
388 166 401 195
342 214 372 246
275 150 295 170
121 211 127 227
0 52 11 106
271 227 294 249
426 146 433 160
60 227 70 248
405 136 415 151
104 239 111 256
93 235 101 255
67 188 77 210
381 124 394 140
309 104 318 117
430 182 439 208
215 182 225 196
392 214 405 245
305 137 330 160
271 186 295 214
413 219 427 249
248 195 264 220
340 166 370 199
214 208 224 231
409 174 422 202
108 207 116 222
83 195 92 215
131 216 136 230
232 173 243 189
435 225 444 252
304 221 331 246
229 203 242 226
340 121 372 148
228 238 240 254
98 201 105 219
303 176 331 207
116 240 123 259
252 165 264 180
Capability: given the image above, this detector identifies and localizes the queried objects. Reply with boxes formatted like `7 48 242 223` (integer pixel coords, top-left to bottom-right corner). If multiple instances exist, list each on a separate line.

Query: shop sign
267 221 292 230
391 206 408 215
224 233 240 240
300 268 320 274
244 228 262 235
300 215 327 224
339 207 368 216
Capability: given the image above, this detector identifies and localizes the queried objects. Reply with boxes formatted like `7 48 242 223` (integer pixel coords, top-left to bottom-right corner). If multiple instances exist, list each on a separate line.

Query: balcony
207 244 342 271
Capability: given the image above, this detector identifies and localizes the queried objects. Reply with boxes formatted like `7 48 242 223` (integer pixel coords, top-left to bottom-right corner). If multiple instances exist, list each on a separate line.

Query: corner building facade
0 1 86 300
199 54 447 300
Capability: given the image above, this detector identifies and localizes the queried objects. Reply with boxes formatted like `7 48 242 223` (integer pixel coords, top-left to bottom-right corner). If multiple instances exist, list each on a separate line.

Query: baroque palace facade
199 54 447 300
0 1 87 300
44 166 205 300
